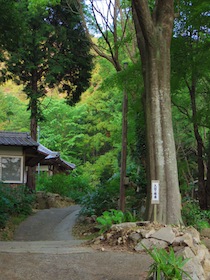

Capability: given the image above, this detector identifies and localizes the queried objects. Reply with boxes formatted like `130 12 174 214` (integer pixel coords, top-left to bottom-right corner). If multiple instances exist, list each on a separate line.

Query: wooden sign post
151 180 160 223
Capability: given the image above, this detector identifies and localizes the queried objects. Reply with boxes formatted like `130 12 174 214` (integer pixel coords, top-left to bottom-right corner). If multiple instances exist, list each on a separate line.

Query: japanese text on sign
151 180 160 204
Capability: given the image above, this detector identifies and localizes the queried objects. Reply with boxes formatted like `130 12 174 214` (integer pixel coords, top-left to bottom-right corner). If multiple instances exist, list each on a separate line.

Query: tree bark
132 0 182 224
27 70 39 192
206 137 210 209
188 79 207 209
119 64 128 212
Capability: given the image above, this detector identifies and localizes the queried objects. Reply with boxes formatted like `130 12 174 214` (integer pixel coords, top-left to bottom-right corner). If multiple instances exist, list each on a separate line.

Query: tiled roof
61 159 76 170
0 131 75 170
38 144 60 159
38 144 75 170
0 131 38 147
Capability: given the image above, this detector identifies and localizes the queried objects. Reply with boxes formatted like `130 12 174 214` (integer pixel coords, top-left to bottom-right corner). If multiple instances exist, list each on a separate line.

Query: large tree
2 0 92 139
0 1 21 59
1 0 92 190
132 0 182 224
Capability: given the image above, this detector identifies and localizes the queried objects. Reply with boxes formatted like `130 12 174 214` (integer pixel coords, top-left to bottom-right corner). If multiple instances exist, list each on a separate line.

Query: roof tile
0 131 38 147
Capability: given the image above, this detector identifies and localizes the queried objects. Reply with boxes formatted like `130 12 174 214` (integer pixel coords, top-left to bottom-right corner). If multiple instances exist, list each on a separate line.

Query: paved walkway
14 205 81 241
0 205 152 280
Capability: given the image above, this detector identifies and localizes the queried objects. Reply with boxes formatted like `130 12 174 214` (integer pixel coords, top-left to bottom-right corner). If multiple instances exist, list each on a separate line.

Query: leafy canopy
1 0 93 122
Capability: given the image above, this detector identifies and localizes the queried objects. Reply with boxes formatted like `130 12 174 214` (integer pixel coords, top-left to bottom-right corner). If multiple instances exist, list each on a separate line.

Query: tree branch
132 0 154 47
70 0 117 68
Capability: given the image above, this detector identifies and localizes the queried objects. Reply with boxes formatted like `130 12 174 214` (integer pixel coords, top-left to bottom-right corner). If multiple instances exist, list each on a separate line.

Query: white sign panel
151 180 160 204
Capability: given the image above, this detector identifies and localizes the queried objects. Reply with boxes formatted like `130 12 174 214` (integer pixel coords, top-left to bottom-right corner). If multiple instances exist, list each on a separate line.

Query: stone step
0 240 93 254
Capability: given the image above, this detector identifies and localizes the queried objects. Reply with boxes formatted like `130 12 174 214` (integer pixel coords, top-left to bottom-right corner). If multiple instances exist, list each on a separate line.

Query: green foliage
96 209 137 233
1 0 92 124
36 173 91 202
79 171 143 218
145 246 191 280
81 151 119 187
0 90 30 131
182 199 210 231
80 179 120 217
28 0 60 12
96 209 123 233
171 0 210 204
0 184 35 228
0 0 21 51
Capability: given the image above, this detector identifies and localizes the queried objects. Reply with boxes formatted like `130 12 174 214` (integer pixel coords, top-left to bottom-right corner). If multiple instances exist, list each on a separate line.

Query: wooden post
119 62 128 212
151 180 160 223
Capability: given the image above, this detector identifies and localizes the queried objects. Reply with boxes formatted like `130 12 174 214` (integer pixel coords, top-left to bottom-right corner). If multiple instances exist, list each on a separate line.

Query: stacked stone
34 191 74 209
94 222 210 279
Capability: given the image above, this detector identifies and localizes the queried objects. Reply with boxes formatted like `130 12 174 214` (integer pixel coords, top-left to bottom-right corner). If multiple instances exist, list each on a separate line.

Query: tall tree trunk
27 71 38 192
206 135 210 209
188 79 207 209
132 0 182 224
119 64 128 212
27 101 37 192
30 69 39 141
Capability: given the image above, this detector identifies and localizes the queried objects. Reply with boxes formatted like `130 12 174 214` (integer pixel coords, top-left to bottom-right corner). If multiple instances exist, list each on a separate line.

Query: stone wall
93 222 210 279
34 191 74 209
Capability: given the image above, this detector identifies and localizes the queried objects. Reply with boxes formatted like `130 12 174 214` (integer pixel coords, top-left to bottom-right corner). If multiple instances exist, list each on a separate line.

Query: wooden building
0 131 75 188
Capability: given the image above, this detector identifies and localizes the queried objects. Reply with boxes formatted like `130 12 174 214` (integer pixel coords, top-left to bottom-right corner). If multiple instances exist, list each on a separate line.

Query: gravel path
0 205 152 280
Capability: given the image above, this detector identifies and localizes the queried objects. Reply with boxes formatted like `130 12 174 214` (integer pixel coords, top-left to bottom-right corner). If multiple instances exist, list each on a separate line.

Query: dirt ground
0 206 152 280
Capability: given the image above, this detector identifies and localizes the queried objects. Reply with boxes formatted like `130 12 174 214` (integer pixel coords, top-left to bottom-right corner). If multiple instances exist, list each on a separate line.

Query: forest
0 0 210 229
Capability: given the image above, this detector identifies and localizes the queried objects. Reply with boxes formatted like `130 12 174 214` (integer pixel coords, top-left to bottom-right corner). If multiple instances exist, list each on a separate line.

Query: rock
106 233 113 240
118 237 123 244
173 235 187 246
151 226 175 244
195 244 208 263
34 191 74 209
201 238 210 250
182 233 194 249
94 237 102 245
184 257 205 280
140 228 156 238
203 258 210 276
129 232 141 243
135 238 168 252
200 228 210 238
185 227 201 244
177 246 195 259
172 226 182 237
136 221 150 227
111 222 136 231
92 221 210 279
178 247 205 280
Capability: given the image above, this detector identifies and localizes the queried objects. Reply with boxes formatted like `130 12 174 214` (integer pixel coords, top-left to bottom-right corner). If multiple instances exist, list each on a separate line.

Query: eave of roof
0 131 75 170
0 131 38 147
38 144 59 159
38 144 75 170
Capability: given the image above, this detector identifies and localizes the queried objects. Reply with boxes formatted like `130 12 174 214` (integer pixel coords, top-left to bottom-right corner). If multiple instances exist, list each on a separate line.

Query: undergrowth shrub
0 183 34 228
96 209 137 233
144 245 191 279
80 179 119 217
36 173 91 202
182 199 210 231
80 175 142 217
